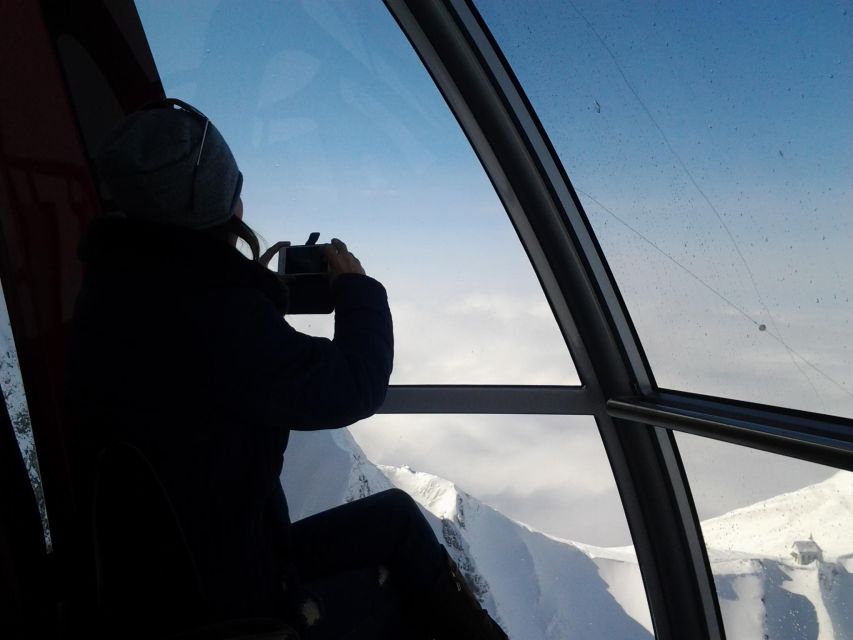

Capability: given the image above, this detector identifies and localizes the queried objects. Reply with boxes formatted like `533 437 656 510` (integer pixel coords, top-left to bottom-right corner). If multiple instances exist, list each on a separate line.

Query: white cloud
275 179 852 550
294 278 852 549
349 414 629 545
386 294 578 385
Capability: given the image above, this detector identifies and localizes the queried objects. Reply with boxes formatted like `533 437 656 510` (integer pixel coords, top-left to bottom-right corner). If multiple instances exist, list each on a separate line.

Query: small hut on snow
790 536 823 565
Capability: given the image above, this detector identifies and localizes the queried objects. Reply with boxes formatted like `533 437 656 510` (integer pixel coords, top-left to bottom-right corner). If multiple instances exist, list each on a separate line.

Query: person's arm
213 240 393 430
281 272 393 428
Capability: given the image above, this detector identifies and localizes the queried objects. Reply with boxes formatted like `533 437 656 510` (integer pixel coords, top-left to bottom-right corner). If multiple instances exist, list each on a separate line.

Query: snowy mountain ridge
701 470 853 561
283 428 852 639
284 429 652 639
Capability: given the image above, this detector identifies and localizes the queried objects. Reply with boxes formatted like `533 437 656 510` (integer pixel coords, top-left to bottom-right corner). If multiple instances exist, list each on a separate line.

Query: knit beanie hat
94 101 242 230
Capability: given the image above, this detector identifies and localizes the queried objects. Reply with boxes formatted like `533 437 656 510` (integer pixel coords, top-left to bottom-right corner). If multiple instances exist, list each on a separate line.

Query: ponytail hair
208 215 261 261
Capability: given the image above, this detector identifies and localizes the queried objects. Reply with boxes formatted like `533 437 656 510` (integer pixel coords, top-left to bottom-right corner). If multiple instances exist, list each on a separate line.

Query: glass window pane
0 280 51 550
134 1 578 385
282 415 654 638
478 2 853 416
677 432 853 639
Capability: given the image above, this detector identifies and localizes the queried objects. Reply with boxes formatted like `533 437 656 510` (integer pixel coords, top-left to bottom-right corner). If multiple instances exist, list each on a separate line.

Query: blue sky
134 0 852 545
480 0 853 415
135 0 578 387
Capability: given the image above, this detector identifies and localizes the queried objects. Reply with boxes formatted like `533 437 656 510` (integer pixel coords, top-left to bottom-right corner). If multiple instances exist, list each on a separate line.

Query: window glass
134 0 578 385
478 2 853 417
282 415 654 638
676 433 853 640
0 281 51 550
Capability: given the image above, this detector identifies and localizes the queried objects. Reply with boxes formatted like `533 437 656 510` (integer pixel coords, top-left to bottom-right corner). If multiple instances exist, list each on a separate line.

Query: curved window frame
379 2 853 640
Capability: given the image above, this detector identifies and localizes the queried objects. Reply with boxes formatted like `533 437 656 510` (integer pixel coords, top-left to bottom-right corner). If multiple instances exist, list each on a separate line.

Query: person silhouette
66 98 506 639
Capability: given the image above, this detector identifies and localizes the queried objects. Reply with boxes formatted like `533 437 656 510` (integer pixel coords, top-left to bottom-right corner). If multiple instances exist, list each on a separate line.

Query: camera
275 233 334 315
279 244 328 276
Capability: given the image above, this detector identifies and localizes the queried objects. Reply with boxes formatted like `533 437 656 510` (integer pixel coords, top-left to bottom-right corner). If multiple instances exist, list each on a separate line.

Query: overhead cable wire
577 188 852 401
566 1 834 404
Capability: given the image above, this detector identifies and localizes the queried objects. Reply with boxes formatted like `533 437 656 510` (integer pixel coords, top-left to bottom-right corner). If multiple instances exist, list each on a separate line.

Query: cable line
577 189 851 401
567 1 838 404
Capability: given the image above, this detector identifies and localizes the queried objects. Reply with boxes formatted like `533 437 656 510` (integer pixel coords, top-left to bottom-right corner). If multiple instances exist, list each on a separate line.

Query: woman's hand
324 238 365 279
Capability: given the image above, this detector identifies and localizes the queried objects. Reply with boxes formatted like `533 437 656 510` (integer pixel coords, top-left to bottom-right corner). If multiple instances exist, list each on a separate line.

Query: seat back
92 443 301 639
92 442 205 630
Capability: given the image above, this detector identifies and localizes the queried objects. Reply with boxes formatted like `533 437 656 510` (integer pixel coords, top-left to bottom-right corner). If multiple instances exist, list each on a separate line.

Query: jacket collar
78 216 289 314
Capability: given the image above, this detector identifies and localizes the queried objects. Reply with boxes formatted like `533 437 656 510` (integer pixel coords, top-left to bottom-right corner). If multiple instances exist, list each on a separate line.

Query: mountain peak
701 470 853 560
378 464 466 525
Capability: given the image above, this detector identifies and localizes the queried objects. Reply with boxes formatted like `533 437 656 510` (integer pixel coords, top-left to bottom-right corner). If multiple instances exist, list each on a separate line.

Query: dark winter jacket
65 217 393 620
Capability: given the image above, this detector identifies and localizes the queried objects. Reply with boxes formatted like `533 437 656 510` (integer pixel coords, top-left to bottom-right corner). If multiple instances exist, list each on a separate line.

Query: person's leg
290 488 506 639
296 566 408 640
290 488 444 595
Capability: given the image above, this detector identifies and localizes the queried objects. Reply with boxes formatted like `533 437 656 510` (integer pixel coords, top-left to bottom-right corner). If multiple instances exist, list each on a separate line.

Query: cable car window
284 414 655 639
0 281 51 549
676 432 853 640
133 0 579 386
477 2 853 418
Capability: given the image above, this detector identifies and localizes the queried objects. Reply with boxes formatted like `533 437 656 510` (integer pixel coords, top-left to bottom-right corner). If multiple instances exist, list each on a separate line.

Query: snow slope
383 464 651 640
701 471 853 560
283 428 852 639
709 556 853 640
703 471 853 640
283 429 652 639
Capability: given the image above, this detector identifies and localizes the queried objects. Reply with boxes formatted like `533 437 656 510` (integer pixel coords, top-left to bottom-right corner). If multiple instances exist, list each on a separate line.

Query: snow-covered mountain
703 472 853 640
701 471 853 561
283 428 652 639
0 305 50 547
282 428 852 640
